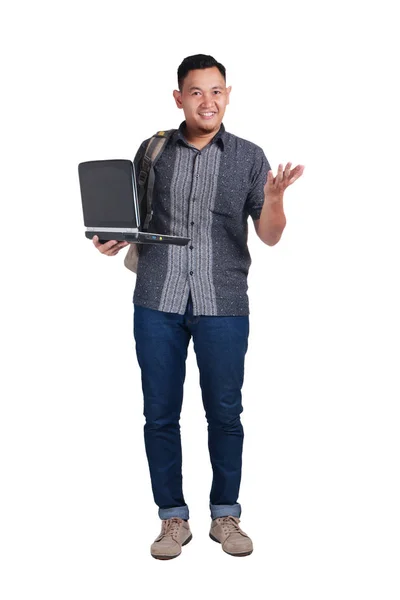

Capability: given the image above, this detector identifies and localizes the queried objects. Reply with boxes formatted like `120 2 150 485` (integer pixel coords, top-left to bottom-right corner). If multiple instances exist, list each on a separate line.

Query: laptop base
85 231 190 246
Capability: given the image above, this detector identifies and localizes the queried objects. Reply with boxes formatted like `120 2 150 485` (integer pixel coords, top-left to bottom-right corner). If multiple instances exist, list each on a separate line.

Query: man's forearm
257 195 286 245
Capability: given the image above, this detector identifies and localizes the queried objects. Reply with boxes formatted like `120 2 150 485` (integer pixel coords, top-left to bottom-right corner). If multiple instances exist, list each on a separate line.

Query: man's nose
200 93 215 106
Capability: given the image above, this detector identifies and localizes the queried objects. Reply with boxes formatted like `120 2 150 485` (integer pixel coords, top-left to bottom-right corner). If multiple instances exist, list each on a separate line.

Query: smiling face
173 67 231 137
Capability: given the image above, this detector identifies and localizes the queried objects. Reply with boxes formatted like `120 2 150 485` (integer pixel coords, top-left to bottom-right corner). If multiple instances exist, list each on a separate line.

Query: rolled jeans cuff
210 503 242 520
158 505 190 521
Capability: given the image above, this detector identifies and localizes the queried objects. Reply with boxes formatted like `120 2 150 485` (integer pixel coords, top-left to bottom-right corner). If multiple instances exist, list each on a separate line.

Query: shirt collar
173 121 226 150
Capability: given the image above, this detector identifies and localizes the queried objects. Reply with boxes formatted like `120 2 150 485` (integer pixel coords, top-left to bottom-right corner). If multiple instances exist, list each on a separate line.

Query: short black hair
177 54 226 90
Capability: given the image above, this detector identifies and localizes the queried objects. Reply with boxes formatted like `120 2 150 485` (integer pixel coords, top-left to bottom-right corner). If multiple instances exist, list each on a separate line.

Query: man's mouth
198 112 216 120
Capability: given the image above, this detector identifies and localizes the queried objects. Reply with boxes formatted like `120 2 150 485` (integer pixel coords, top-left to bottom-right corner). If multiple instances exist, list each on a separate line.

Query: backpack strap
138 129 176 230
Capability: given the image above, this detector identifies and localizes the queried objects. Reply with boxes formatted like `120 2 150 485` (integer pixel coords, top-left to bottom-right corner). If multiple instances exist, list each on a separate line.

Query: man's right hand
92 235 129 256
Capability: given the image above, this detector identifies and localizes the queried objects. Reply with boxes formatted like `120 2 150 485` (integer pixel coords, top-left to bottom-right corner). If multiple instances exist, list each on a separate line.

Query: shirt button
189 245 193 250
191 221 194 226
190 271 193 276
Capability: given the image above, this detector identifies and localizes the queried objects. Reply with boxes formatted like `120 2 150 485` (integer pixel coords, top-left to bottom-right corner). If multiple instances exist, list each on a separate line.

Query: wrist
264 194 284 212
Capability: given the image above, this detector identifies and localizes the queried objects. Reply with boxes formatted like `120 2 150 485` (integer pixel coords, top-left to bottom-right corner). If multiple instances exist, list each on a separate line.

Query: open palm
264 162 305 199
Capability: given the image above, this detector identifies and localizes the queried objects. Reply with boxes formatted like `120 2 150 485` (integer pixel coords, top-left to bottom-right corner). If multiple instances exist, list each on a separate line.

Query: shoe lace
160 517 183 541
219 516 242 535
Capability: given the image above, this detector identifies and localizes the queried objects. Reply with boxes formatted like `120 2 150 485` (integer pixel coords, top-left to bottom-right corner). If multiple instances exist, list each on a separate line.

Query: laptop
78 159 190 246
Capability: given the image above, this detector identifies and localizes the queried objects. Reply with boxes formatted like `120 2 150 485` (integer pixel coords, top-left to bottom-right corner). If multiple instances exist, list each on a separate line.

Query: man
93 54 304 559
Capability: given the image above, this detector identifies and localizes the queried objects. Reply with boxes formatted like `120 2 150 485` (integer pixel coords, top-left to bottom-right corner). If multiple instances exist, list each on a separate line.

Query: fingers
275 163 284 185
278 163 305 188
108 241 129 254
100 240 119 254
92 235 101 248
265 162 305 194
106 241 129 256
264 169 273 189
288 165 305 185
104 242 128 256
108 246 122 256
92 236 129 256
92 236 115 251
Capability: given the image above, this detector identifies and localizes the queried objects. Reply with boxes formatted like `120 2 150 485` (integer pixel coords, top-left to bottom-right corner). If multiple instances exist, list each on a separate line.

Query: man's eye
192 91 201 96
213 90 221 95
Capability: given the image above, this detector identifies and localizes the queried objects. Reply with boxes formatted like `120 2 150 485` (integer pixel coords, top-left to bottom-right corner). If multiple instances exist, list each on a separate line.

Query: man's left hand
264 162 305 203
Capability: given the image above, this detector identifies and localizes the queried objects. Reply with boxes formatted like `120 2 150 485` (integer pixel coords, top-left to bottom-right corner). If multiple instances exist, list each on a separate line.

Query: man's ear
226 85 232 105
173 89 183 109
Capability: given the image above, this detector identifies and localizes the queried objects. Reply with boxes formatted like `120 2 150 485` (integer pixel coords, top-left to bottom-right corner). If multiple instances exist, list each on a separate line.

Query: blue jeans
133 294 249 521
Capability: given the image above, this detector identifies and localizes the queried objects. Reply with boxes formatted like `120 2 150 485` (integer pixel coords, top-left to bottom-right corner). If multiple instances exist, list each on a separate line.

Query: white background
1 0 399 598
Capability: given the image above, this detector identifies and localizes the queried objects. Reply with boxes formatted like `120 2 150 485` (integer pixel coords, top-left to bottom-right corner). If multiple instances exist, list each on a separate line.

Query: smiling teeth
200 112 214 116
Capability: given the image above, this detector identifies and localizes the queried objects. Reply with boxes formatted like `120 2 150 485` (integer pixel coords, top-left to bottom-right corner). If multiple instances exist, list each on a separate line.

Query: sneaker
151 517 192 560
210 516 253 556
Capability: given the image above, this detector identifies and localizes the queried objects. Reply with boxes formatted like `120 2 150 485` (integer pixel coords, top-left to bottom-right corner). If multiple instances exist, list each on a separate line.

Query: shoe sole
209 533 253 557
151 533 193 560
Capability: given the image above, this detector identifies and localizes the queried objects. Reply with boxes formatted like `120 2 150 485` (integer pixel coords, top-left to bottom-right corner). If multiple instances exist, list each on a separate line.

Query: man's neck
184 125 220 151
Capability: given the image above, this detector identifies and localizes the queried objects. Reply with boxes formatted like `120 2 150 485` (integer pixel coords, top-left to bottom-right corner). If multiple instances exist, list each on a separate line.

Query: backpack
124 129 177 273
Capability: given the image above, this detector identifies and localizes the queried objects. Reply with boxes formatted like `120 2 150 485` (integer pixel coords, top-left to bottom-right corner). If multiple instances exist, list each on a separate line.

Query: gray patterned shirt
133 122 271 316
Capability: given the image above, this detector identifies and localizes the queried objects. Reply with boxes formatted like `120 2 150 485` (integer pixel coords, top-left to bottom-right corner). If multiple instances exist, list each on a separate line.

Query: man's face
173 67 231 135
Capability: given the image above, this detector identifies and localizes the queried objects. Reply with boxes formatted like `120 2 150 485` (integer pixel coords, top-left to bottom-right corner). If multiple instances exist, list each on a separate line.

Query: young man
93 54 304 559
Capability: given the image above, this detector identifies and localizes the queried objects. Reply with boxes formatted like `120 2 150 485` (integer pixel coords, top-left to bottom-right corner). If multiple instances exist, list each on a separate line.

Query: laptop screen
78 159 140 228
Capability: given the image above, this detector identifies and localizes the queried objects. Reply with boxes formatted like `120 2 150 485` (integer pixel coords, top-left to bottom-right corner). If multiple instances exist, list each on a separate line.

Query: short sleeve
245 147 271 221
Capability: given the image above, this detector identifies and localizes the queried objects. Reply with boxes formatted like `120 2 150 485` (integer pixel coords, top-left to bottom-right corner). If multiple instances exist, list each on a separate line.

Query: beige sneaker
210 516 253 556
151 517 192 560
